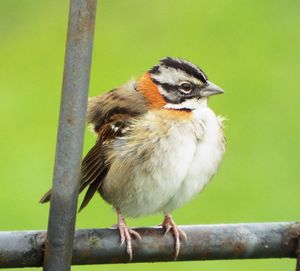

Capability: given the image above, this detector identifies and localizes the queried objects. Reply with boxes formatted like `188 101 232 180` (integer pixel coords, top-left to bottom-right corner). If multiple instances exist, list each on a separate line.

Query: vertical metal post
43 1 97 271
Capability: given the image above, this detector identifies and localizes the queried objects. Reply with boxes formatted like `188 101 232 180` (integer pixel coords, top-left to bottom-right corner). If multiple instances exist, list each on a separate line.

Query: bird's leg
161 214 187 260
116 211 141 261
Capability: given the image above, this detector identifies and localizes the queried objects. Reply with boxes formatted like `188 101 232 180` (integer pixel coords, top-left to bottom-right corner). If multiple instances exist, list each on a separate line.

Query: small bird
40 57 226 260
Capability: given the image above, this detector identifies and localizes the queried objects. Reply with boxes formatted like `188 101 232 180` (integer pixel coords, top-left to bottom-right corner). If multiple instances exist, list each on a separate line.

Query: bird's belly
102 123 198 217
102 108 225 217
160 137 224 213
160 113 225 213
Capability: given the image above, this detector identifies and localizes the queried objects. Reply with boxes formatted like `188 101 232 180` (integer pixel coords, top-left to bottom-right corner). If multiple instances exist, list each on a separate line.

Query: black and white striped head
149 57 223 110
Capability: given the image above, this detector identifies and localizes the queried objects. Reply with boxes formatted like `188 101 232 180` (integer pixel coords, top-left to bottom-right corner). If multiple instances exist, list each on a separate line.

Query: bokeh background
1 0 300 270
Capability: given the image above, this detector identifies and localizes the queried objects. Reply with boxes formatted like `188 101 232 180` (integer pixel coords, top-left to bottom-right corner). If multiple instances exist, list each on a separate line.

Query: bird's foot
116 213 141 261
161 214 187 260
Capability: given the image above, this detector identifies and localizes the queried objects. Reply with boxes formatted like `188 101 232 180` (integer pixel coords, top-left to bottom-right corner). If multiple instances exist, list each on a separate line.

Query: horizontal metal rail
0 222 299 268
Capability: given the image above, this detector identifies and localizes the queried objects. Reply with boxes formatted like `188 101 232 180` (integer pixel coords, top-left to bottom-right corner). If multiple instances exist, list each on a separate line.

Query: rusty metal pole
0 223 299 268
43 1 97 271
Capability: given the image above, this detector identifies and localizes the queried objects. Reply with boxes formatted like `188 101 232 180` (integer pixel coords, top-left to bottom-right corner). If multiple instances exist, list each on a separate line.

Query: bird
40 57 226 261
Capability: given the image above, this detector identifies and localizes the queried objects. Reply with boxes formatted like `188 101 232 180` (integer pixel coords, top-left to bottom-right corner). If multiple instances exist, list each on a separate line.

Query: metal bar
0 222 299 268
43 1 97 271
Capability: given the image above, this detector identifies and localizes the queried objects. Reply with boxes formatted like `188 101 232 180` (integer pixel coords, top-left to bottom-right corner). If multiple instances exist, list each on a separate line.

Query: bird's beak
200 81 224 97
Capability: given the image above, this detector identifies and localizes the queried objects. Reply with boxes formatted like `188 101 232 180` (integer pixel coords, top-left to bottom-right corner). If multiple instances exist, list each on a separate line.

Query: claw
117 212 141 261
161 214 187 260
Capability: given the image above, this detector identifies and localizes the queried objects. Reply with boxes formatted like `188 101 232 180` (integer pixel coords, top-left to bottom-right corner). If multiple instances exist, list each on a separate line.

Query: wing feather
40 83 148 211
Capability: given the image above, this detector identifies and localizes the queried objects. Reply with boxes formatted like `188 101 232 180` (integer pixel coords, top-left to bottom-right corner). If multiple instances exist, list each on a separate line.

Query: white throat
163 98 208 110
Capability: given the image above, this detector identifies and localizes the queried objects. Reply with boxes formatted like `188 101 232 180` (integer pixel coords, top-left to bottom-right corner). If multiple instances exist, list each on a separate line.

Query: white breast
103 107 225 217
104 119 197 217
160 108 225 214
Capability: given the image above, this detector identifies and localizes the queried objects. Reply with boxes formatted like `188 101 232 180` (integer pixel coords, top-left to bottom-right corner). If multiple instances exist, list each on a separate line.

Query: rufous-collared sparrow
41 57 226 260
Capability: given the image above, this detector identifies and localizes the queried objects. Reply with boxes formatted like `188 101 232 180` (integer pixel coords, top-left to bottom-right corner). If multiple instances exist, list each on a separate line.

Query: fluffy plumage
102 102 225 217
40 57 225 260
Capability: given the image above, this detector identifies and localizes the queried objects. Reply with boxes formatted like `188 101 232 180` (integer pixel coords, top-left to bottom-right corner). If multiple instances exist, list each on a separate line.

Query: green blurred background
1 0 300 270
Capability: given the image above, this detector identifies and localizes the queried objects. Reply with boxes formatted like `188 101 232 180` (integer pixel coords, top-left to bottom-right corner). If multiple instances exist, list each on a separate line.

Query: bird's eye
179 82 192 94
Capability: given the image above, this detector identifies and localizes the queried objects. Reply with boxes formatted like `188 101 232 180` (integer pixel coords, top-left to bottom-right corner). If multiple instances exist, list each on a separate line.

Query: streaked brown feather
78 121 127 211
78 167 108 212
40 82 148 210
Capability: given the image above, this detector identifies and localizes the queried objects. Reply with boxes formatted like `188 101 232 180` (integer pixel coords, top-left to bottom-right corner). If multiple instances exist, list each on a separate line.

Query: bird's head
137 57 224 110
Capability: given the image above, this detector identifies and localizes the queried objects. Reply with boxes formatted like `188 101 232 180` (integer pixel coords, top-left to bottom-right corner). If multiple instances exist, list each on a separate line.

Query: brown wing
39 121 127 209
78 120 130 211
87 81 147 134
40 81 148 211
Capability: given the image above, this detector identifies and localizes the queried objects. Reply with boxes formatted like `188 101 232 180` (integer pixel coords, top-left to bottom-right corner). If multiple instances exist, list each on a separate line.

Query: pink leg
161 214 187 260
116 212 141 261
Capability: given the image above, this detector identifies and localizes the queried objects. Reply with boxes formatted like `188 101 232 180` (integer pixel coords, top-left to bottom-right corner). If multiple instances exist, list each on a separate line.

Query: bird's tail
39 189 51 203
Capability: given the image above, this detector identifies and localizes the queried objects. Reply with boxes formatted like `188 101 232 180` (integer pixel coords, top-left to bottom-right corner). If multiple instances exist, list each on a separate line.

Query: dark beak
200 81 224 97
